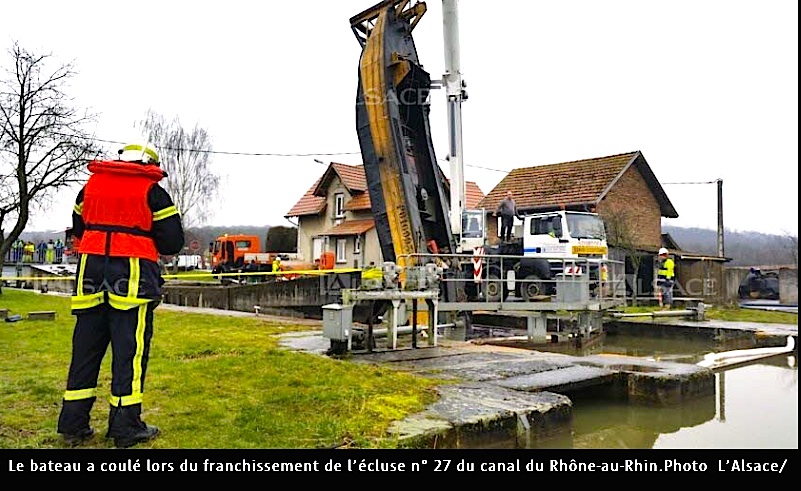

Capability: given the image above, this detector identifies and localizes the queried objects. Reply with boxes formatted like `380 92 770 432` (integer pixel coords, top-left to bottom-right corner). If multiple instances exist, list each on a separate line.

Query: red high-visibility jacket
78 160 166 262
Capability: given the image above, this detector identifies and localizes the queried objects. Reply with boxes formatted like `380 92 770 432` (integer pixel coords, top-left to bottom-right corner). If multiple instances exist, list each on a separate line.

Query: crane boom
442 0 467 237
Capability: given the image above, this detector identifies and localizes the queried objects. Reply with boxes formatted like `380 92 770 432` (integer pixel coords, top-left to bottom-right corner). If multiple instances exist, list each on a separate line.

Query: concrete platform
279 331 718 448
161 302 797 449
606 316 798 344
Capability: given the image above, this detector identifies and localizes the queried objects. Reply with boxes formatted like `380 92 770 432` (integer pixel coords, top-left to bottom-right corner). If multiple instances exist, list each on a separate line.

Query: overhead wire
662 180 720 185
87 136 362 158
66 133 513 173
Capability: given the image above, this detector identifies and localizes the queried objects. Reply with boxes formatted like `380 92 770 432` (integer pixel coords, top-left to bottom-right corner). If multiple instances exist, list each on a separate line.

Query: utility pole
717 178 724 257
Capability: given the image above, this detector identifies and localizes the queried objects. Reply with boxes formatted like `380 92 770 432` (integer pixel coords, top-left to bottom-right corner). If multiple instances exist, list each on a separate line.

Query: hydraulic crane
441 0 468 240
350 0 457 275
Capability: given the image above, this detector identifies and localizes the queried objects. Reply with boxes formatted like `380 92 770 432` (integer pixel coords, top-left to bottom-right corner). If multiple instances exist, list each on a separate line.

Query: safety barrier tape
0 268 364 282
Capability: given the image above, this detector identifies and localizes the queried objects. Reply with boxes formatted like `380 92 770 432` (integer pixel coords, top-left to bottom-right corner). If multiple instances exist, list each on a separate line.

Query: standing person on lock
57 143 184 448
46 239 56 263
37 240 47 263
13 238 24 263
656 247 675 309
494 190 518 242
55 238 65 263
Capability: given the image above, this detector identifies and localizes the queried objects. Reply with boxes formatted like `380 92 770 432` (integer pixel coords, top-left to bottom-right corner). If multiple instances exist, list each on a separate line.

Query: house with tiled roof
286 162 484 268
480 151 729 302
479 151 677 249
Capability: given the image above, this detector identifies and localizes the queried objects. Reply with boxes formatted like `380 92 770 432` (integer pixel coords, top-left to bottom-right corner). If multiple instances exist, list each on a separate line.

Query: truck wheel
454 311 473 337
461 274 479 301
521 274 548 302
483 272 504 302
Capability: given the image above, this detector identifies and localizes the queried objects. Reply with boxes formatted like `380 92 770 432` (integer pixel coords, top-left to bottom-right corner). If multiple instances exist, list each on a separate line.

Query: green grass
617 304 798 324
3 289 794 449
0 289 440 449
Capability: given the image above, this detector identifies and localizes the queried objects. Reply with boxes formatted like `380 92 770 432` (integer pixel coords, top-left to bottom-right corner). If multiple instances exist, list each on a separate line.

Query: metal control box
322 304 353 343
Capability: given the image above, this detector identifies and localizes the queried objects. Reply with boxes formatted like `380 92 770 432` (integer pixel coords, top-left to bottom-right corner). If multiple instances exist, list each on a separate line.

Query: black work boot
63 427 95 446
107 403 160 448
58 398 96 446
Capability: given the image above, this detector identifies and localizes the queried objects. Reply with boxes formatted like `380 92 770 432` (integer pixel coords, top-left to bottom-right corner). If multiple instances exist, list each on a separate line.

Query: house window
312 237 323 261
335 193 345 218
354 234 361 254
336 239 347 263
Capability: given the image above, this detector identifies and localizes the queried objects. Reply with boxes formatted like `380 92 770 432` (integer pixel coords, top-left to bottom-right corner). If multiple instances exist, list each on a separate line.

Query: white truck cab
459 209 486 253
453 209 609 302
522 211 608 260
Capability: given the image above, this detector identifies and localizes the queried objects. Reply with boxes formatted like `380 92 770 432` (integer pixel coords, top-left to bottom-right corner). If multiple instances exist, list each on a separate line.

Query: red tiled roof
476 150 677 218
313 162 367 196
288 162 486 216
344 192 371 211
322 219 375 236
478 152 640 211
345 180 483 211
285 176 326 217
465 181 484 209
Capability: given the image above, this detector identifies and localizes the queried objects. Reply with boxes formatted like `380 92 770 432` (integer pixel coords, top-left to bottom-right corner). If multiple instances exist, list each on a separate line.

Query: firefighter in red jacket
57 143 184 448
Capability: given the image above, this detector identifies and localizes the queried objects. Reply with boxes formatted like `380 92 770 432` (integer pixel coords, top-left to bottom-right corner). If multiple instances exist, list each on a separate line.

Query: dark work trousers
57 301 156 435
500 215 514 242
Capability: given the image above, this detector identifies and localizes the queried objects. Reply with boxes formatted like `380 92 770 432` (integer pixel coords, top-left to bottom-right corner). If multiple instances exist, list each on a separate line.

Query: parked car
738 269 779 300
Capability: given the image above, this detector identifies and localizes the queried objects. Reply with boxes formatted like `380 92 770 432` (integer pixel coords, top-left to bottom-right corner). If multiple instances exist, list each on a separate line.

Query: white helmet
658 247 669 256
119 143 160 166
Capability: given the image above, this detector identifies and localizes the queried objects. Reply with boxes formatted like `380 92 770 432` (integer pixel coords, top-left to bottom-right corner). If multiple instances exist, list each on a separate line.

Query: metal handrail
393 252 627 304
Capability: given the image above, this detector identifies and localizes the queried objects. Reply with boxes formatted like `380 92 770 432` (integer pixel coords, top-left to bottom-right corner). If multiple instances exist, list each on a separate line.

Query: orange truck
211 234 271 272
210 234 323 281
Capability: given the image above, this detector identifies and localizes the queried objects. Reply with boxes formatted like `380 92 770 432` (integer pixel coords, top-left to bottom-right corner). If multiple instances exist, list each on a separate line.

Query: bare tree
783 233 798 266
0 42 99 293
603 210 647 304
137 109 220 228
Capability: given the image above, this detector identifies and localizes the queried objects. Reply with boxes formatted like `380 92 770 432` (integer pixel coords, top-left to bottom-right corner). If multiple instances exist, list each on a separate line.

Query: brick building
479 151 729 302
479 151 676 248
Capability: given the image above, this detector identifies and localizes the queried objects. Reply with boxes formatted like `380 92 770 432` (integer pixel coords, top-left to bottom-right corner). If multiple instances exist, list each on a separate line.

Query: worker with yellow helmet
57 142 184 448
656 247 675 308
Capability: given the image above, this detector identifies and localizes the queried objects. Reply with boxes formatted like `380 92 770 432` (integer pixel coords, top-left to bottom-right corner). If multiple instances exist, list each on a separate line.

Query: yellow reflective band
152 205 179 221
108 293 152 310
77 254 88 296
64 387 97 401
122 144 159 163
108 393 143 407
132 304 147 398
73 203 83 215
71 292 104 310
128 257 140 302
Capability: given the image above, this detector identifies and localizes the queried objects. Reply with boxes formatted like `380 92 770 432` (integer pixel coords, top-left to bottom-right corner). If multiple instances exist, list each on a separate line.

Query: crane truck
210 234 318 283
351 0 609 302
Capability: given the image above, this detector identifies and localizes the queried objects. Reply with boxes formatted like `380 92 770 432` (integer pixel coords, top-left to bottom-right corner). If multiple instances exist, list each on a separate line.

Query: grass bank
620 304 797 324
0 289 440 449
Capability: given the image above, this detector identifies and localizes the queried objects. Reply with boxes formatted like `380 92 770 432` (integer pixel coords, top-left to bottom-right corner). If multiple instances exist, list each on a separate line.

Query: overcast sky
5 0 798 236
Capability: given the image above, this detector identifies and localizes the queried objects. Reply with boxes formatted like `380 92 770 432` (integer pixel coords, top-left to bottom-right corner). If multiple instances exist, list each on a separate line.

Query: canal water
532 333 798 449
